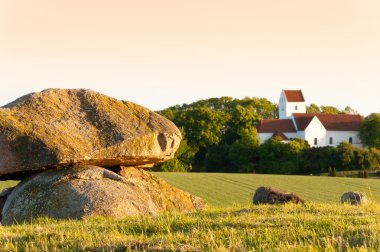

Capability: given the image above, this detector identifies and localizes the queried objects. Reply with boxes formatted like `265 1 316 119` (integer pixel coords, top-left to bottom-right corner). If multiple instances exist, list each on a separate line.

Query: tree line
154 97 380 174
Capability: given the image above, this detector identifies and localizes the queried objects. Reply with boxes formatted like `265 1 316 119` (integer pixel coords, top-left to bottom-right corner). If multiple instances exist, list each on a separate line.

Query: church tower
279 90 306 119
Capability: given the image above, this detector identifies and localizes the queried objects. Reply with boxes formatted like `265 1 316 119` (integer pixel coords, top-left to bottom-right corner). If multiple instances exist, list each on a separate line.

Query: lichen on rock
0 89 182 179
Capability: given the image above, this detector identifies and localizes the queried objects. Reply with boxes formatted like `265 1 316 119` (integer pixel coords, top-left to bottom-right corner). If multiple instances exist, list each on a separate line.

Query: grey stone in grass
341 192 369 206
253 186 305 205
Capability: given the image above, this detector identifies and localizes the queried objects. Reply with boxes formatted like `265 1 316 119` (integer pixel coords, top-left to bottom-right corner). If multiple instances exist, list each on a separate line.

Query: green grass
152 172 380 206
1 203 380 251
0 181 17 191
2 173 380 251
3 173 380 207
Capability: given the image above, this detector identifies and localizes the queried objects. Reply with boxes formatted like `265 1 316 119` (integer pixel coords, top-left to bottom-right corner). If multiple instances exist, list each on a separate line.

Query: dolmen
0 89 204 225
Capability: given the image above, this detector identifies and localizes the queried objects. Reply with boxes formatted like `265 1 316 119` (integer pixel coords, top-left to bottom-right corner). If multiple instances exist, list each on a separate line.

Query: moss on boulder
0 89 181 179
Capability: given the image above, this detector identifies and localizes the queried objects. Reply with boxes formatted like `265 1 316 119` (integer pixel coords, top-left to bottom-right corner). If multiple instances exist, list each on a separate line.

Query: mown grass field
153 172 380 206
2 173 380 251
1 203 380 251
3 173 380 207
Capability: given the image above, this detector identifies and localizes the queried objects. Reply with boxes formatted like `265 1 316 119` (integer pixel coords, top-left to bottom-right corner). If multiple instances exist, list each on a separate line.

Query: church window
349 137 353 144
329 137 333 145
314 138 318 145
295 105 298 110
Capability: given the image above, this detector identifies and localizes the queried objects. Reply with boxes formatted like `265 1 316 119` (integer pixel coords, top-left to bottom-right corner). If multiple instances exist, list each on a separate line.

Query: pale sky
0 0 379 115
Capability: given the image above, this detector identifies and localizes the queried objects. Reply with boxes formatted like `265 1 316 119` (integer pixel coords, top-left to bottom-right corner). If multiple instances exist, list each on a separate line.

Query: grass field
2 173 380 207
153 172 380 206
1 203 380 251
2 173 380 251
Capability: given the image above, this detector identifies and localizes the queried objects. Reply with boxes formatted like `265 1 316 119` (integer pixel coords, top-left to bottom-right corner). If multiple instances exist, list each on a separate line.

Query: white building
257 90 363 148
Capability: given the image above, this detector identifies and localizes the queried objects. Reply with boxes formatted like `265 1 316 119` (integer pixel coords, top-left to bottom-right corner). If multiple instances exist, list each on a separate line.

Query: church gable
293 113 362 131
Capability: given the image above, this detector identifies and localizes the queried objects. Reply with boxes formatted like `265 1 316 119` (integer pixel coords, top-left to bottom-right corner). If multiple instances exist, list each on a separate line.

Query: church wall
303 117 327 147
325 131 363 148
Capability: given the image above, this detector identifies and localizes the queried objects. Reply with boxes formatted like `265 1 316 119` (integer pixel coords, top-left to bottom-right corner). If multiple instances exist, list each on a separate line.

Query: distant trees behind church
360 113 380 149
307 104 359 114
154 97 379 174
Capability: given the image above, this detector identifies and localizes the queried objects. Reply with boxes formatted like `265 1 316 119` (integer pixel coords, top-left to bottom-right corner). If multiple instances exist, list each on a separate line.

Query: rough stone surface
1 165 204 225
0 89 181 179
253 186 305 205
341 192 369 205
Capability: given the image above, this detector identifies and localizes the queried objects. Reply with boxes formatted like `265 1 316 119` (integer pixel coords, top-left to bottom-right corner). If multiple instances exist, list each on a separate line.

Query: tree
227 127 260 172
343 106 358 115
337 142 355 170
307 104 321 113
176 107 229 148
360 113 380 148
320 106 341 114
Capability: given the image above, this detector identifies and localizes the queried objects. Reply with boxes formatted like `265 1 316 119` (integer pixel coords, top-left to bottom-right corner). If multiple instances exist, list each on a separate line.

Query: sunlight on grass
1 203 380 251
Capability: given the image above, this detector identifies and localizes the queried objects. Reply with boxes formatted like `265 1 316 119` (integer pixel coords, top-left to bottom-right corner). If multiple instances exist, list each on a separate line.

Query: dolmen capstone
341 192 369 206
0 89 204 225
253 186 305 205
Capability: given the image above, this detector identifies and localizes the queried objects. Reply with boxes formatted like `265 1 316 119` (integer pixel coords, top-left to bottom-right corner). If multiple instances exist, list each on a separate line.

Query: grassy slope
153 172 380 206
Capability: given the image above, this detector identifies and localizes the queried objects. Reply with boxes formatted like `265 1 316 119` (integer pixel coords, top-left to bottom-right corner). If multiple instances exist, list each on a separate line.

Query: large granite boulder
253 186 305 205
1 165 204 225
0 89 181 179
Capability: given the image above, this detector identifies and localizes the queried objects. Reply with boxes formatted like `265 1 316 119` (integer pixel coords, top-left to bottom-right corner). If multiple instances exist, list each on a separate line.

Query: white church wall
258 133 273 143
284 132 298 139
303 116 327 147
325 131 363 148
279 92 287 119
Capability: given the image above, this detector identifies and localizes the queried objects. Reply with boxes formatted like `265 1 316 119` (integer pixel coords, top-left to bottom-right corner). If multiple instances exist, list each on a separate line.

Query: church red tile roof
292 113 363 131
284 90 305 102
257 119 297 133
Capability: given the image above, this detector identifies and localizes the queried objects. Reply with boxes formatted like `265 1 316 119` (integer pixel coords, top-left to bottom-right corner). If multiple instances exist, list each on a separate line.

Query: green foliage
227 127 260 172
306 103 321 113
328 167 337 177
320 106 342 114
360 113 380 148
257 137 306 174
157 96 276 172
306 104 358 115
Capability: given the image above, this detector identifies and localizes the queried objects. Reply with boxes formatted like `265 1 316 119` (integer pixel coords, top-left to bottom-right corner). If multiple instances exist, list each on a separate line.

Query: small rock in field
341 192 369 205
253 186 305 205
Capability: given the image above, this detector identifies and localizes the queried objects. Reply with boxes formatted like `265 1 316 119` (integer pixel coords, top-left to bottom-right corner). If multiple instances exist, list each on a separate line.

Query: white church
257 90 363 147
